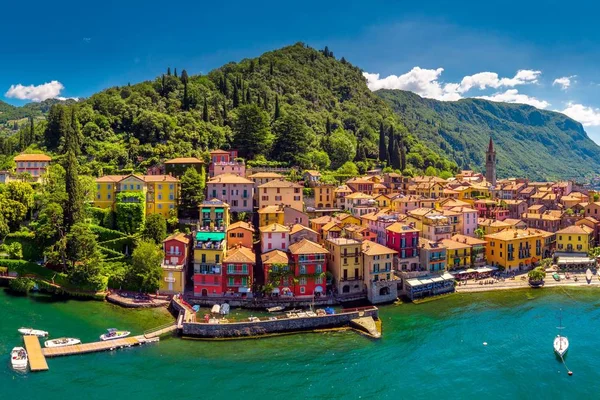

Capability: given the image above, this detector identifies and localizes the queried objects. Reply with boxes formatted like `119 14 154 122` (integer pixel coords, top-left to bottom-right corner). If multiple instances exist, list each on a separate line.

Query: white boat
554 309 569 357
220 303 230 315
586 268 593 282
211 304 221 314
44 337 81 348
18 328 48 337
267 306 284 313
10 347 28 370
99 328 131 341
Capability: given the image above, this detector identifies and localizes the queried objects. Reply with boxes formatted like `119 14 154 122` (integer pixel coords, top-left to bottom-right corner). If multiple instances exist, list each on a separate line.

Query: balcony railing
226 269 251 275
193 264 222 274
164 277 176 283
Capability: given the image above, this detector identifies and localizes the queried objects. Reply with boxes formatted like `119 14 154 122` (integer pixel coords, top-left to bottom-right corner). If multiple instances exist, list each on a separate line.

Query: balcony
433 226 452 234
165 251 182 257
193 264 222 274
195 241 225 250
164 277 176 283
226 269 251 275
298 256 325 263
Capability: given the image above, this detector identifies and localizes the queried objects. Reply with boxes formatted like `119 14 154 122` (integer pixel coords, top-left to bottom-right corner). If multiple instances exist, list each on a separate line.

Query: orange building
226 221 255 249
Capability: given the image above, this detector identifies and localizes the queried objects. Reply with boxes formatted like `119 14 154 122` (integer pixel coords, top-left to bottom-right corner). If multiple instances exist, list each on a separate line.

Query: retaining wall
182 308 378 338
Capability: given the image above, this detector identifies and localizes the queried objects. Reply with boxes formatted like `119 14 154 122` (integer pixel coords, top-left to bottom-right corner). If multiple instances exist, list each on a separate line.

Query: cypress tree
174 68 178 78
269 61 274 75
181 69 189 110
246 88 251 104
222 103 228 124
233 84 239 108
274 95 281 120
387 126 395 165
19 131 25 151
202 98 209 122
63 108 84 231
161 74 166 96
326 117 332 135
167 67 171 76
378 122 386 162
400 137 407 171
29 117 34 146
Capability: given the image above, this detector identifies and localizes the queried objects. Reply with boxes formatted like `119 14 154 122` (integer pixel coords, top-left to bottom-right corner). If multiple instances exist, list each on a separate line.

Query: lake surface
2 286 600 399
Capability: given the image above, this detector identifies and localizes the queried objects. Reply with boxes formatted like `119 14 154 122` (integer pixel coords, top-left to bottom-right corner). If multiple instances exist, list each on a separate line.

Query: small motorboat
10 347 28 370
586 268 593 283
220 303 230 315
44 338 81 348
18 328 48 337
100 328 131 341
324 307 335 315
192 305 200 312
267 306 284 313
211 304 221 314
248 316 260 322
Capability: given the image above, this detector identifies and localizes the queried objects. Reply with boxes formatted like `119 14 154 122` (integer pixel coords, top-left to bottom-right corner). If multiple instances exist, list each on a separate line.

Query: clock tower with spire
485 137 496 186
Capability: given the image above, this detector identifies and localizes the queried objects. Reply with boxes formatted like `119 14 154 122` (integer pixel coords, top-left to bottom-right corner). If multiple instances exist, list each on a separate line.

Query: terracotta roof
290 224 317 235
288 238 329 255
334 185 353 193
361 241 397 256
261 249 289 264
164 157 203 164
258 179 303 188
478 218 510 228
223 246 255 264
440 238 471 250
373 183 387 189
322 221 342 231
304 170 321 176
258 205 284 214
14 153 51 161
484 228 548 241
502 218 526 227
346 177 374 184
310 215 336 225
337 213 358 221
248 172 284 179
140 175 179 182
448 206 478 213
450 234 486 246
96 175 126 183
419 238 447 250
407 208 436 217
259 223 290 233
386 222 419 234
209 149 230 154
345 192 374 200
208 174 253 184
556 225 593 235
343 224 368 233
522 213 561 221
227 221 254 232
163 232 190 244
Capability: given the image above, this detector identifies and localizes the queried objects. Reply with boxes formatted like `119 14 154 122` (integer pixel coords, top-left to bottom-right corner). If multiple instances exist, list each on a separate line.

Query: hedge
99 236 136 253
89 207 115 229
98 245 124 259
90 224 127 242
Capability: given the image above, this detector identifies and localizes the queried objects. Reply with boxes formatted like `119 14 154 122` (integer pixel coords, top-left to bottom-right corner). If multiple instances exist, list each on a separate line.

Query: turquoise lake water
2 287 600 399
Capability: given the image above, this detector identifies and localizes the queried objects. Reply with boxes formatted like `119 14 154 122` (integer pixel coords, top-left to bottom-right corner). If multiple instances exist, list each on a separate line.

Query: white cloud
561 102 600 127
4 80 66 102
553 76 576 90
476 89 550 109
364 68 542 104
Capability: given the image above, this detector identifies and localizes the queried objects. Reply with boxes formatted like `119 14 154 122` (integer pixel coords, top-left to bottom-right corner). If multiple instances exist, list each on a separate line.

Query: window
230 233 236 238
158 184 163 190
300 287 306 294
169 184 174 190
108 194 111 200
137 184 141 190
316 265 322 273
228 264 235 273
299 277 307 285
228 277 234 286
169 194 174 200
300 265 306 274
158 194 162 200
158 204 163 209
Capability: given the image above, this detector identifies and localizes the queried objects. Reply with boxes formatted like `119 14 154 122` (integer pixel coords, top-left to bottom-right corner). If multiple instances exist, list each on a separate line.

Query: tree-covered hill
0 43 456 176
377 89 600 181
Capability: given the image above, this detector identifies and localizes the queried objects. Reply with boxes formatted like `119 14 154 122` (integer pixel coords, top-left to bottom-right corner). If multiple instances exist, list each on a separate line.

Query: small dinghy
220 303 230 315
100 328 131 341
211 304 221 314
10 347 28 370
267 306 284 313
44 338 81 348
18 328 48 337
554 309 569 357
192 305 200 312
586 268 593 283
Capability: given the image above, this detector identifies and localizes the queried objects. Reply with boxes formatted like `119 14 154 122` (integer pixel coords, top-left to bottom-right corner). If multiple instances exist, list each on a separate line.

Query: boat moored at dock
10 347 28 370
100 329 131 341
44 338 81 348
18 328 48 337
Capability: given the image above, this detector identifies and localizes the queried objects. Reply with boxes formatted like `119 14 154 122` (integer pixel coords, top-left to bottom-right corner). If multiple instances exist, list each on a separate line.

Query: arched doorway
201 289 208 297
379 287 390 296
342 285 350 293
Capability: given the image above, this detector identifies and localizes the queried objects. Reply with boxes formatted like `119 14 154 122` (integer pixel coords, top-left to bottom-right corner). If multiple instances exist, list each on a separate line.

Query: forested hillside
0 43 456 176
377 90 600 180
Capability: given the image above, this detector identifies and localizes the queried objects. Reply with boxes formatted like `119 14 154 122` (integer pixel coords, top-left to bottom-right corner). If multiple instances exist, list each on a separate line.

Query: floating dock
42 336 151 358
23 335 49 371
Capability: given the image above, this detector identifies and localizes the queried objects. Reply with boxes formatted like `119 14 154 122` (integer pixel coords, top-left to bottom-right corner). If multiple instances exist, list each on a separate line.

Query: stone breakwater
181 308 379 339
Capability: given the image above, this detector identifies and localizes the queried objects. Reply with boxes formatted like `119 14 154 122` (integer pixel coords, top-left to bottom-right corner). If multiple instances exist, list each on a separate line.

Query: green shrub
4 232 42 261
90 224 126 242
9 277 36 293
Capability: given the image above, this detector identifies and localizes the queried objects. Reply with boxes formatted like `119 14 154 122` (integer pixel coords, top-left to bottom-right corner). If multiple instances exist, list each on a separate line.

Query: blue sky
2 0 600 141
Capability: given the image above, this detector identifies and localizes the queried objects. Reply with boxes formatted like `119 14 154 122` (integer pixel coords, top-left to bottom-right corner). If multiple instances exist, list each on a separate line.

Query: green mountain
377 89 600 181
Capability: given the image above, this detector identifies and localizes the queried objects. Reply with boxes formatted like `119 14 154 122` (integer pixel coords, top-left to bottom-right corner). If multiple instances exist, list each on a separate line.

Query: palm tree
474 228 485 239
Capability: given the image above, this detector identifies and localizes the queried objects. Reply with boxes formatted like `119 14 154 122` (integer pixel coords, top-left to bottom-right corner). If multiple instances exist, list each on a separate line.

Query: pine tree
202 98 209 122
378 121 386 162
167 67 171 76
274 95 281 120
233 84 239 108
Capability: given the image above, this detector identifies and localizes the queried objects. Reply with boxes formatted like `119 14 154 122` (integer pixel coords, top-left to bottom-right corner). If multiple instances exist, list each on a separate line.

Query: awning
271 288 280 293
466 268 476 273
314 286 324 293
475 267 493 273
196 232 225 241
201 208 211 213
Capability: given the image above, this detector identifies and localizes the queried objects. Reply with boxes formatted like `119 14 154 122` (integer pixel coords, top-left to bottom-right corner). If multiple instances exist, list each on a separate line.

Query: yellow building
314 184 336 208
95 174 179 217
199 199 230 230
325 237 363 294
555 225 593 254
374 194 392 208
160 233 190 293
258 179 304 211
484 229 548 272
258 205 285 227
439 239 471 270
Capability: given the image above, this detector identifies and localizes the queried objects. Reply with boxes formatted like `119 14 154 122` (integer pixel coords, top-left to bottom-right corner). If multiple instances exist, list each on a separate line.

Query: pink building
474 200 509 221
449 206 479 237
206 174 254 212
14 153 51 178
209 149 245 177
259 223 290 253
385 222 420 271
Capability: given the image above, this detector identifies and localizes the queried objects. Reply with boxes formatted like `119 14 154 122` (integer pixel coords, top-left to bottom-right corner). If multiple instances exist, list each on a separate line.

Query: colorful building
206 174 254 212
344 192 378 217
361 241 398 304
385 222 420 272
94 174 179 217
440 239 471 270
314 184 336 208
192 230 227 296
555 225 593 254
325 238 363 295
14 153 51 179
222 246 255 295
164 157 204 177
406 208 452 242
260 223 290 253
248 172 285 187
289 224 318 244
450 234 487 267
209 149 244 177
484 229 548 272
160 233 191 294
261 249 290 294
226 221 254 249
258 205 285 227
199 199 229 231
418 238 447 273
288 239 329 297
258 179 304 211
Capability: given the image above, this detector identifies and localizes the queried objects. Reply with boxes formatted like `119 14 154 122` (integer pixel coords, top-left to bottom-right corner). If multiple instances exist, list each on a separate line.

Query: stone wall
182 308 379 338
368 281 398 304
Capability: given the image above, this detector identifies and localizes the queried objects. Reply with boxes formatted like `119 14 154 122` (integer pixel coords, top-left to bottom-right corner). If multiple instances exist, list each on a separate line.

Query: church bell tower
485 137 496 186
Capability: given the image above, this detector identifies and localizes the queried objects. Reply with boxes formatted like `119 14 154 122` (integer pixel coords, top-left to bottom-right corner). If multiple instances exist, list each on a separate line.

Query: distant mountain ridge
377 89 600 180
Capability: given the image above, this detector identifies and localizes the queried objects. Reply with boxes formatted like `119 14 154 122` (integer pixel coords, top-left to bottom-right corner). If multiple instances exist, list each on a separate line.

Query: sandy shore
454 271 600 293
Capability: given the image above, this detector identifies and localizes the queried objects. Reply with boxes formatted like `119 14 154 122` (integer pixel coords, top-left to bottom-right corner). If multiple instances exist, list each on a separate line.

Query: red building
261 249 290 294
287 239 329 297
385 222 420 271
222 246 255 295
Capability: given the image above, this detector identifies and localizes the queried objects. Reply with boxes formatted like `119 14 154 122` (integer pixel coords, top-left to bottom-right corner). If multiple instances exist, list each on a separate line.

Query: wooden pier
23 335 49 371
